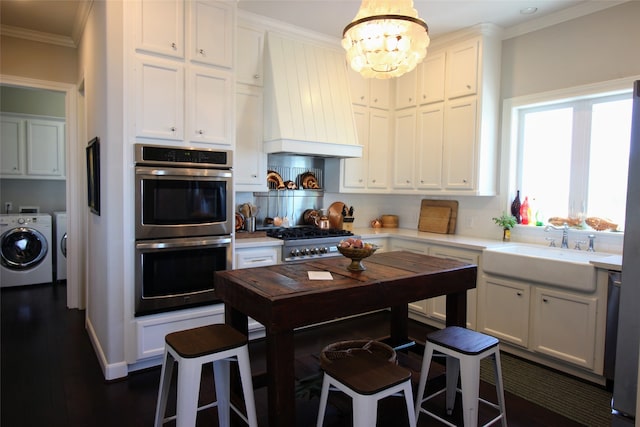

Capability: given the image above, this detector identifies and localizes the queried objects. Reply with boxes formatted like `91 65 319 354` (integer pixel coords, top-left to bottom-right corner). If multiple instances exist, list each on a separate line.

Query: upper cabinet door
236 26 264 86
419 51 446 105
347 68 370 106
1 117 25 176
190 0 234 68
446 38 479 99
395 68 418 110
135 0 185 58
369 78 390 110
26 119 65 178
187 66 233 146
135 57 185 140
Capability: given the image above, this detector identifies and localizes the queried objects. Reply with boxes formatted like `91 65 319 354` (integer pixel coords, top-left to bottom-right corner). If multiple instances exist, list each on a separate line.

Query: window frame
501 76 639 240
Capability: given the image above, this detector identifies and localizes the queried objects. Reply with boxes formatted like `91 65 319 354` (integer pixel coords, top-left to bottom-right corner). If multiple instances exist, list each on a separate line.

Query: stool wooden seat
316 349 417 427
415 326 507 427
154 324 258 427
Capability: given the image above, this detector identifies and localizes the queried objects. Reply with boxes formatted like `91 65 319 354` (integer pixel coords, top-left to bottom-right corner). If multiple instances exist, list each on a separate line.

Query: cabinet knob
466 84 471 89
373 98 378 103
199 48 205 55
372 179 376 183
251 174 257 178
405 179 410 184
171 42 177 49
253 74 260 79
423 94 426 99
170 126 176 132
358 179 363 183
543 298 549 303
517 292 523 296
463 179 468 183
408 97 413 102
198 130 204 135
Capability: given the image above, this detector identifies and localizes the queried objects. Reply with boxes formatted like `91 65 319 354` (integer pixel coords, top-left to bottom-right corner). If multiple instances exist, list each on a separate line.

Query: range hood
263 32 363 159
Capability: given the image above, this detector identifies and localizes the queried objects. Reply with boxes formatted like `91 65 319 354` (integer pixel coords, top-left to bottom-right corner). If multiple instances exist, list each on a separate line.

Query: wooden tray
418 200 458 234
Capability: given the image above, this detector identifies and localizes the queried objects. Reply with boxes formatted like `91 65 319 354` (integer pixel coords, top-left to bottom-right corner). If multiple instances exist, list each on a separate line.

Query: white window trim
500 76 639 253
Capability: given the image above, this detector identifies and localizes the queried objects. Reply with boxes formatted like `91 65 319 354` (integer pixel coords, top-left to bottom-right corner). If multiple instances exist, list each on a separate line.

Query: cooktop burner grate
265 226 353 241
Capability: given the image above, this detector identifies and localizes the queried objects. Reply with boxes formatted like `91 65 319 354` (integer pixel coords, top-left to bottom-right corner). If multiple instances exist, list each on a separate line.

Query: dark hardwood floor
2 283 585 426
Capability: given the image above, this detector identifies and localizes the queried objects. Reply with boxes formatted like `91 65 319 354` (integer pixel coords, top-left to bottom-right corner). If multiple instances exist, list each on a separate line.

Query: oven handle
136 236 231 251
135 166 232 178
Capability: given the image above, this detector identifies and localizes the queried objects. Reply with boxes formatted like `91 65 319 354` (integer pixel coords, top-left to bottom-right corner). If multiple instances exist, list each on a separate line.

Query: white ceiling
0 0 627 46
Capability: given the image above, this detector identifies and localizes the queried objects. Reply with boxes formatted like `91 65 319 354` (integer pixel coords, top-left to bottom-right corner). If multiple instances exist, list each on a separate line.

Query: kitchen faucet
544 223 569 248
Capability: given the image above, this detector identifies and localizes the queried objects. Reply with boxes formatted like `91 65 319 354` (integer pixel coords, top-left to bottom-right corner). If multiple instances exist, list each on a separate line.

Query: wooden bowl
336 244 378 271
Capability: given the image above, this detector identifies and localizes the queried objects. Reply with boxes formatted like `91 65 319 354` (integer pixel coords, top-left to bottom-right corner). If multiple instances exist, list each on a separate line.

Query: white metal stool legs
154 325 258 427
415 326 507 427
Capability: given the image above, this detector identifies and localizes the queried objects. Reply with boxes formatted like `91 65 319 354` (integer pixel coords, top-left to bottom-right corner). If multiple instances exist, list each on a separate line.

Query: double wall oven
134 144 233 316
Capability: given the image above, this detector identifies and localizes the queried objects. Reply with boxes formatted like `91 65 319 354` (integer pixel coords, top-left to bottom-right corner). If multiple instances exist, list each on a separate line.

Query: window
508 83 633 231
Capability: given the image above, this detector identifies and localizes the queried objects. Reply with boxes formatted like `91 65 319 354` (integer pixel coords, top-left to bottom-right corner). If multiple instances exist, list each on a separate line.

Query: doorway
0 75 84 309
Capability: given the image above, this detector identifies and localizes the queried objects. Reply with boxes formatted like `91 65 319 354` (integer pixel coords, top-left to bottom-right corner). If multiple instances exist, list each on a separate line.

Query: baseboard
85 316 128 381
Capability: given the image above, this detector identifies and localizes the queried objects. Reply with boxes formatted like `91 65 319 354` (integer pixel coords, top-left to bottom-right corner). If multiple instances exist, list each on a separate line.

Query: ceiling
0 0 626 47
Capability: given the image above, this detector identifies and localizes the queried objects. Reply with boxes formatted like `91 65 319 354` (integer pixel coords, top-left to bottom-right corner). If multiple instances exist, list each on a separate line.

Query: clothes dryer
53 212 67 282
0 214 53 287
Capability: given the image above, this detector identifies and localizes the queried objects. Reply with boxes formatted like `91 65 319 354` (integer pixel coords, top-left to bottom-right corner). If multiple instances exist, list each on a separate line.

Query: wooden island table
214 250 477 427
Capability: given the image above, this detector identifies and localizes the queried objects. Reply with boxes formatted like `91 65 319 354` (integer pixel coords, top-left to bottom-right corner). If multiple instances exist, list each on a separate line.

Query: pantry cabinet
236 25 264 86
390 24 501 195
342 106 391 190
235 84 267 191
1 115 65 180
131 0 235 147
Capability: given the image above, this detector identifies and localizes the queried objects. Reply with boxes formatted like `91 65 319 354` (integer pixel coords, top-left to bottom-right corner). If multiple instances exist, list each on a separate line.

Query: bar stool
316 345 417 427
414 326 507 427
154 324 258 427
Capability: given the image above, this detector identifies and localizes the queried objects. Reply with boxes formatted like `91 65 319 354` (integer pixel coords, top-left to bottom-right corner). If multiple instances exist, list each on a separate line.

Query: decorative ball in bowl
337 238 379 271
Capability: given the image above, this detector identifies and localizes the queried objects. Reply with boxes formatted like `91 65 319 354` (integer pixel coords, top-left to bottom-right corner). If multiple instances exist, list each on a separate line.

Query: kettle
316 210 330 229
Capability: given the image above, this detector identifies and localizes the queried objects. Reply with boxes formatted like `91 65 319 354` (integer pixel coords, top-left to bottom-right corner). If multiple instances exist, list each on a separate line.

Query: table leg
266 328 296 427
389 304 409 346
446 291 468 327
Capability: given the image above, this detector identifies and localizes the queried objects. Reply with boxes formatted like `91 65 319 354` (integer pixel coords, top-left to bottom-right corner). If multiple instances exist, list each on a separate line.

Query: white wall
78 0 128 380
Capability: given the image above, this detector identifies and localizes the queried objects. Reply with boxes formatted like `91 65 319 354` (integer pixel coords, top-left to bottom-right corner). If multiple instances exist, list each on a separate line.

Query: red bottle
520 196 530 225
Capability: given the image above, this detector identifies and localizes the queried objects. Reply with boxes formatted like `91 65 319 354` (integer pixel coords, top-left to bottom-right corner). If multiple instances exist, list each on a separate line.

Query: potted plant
492 212 517 241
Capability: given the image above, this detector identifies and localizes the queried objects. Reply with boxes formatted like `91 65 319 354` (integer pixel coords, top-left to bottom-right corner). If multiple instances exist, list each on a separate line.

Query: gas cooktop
265 226 353 241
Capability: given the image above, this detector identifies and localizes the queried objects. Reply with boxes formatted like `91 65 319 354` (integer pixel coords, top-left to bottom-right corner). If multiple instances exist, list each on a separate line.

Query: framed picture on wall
86 136 100 216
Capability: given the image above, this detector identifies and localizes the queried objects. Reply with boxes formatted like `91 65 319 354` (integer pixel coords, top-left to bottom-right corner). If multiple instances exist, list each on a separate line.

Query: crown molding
1 24 76 48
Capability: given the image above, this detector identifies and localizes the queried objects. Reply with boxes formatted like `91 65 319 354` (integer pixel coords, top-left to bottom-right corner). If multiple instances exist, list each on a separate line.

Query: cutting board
418 200 458 234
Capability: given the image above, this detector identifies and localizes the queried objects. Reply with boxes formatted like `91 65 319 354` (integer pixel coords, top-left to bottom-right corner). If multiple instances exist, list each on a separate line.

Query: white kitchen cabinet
393 108 417 189
347 69 391 110
416 103 444 189
419 51 446 105
186 66 233 146
27 119 65 178
189 0 234 68
478 275 530 348
442 96 477 190
425 246 478 329
236 25 264 86
1 116 25 176
235 84 267 191
531 287 597 369
342 106 391 191
134 0 185 59
135 57 185 140
235 246 280 269
395 68 418 110
1 115 65 180
446 38 479 99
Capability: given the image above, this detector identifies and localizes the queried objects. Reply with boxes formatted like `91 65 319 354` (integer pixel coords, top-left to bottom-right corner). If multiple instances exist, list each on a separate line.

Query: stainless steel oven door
135 166 233 240
134 235 232 316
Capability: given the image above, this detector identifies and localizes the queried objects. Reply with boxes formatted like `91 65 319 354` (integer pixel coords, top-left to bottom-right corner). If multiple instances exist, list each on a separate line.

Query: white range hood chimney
263 32 363 158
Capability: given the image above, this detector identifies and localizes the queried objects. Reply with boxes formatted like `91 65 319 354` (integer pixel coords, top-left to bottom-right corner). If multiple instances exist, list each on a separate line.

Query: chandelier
342 0 430 79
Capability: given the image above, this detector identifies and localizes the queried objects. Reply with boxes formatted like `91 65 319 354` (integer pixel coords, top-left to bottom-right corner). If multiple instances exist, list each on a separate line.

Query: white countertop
234 227 624 271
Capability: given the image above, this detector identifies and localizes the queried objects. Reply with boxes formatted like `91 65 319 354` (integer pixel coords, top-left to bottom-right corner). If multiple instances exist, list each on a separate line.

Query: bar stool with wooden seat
154 324 258 427
316 343 417 427
414 326 507 427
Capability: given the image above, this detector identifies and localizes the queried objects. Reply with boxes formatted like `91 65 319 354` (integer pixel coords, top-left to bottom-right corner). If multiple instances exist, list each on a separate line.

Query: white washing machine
0 214 53 287
53 212 67 282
